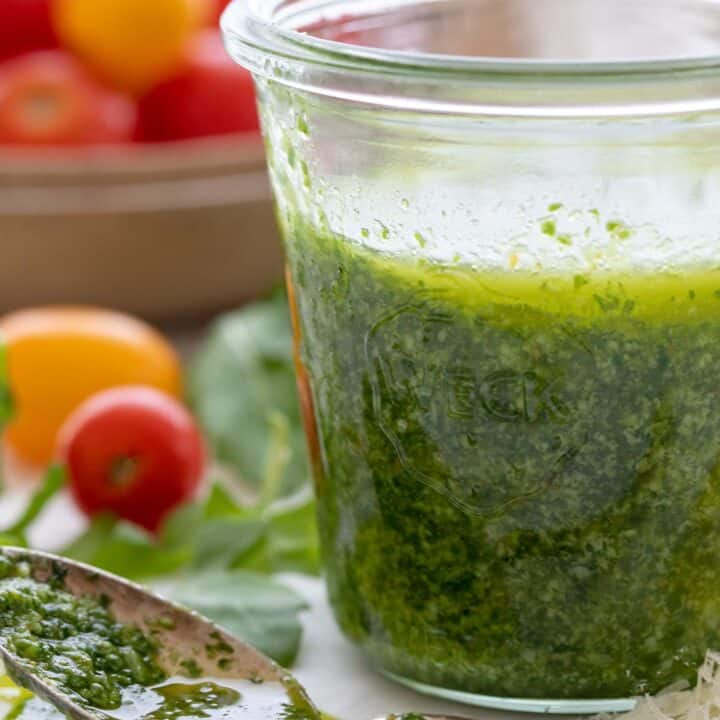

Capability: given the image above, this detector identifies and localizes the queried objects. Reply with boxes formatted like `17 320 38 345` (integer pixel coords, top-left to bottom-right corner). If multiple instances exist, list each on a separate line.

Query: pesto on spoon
0 548 318 720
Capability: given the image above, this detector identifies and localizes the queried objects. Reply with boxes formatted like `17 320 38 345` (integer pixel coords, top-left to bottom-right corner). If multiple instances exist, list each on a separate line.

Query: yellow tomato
53 0 205 95
1 307 182 466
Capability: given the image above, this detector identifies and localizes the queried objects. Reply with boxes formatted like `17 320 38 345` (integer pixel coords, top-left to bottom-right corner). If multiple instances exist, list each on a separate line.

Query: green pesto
10 682 245 720
286 218 720 700
3 679 320 720
0 558 164 710
120 681 241 719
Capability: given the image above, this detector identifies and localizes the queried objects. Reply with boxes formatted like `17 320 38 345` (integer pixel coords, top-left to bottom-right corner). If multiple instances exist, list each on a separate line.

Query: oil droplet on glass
296 114 309 136
375 222 390 240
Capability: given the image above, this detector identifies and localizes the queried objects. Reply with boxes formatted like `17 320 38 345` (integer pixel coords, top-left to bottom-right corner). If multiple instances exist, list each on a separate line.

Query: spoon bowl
0 547 313 720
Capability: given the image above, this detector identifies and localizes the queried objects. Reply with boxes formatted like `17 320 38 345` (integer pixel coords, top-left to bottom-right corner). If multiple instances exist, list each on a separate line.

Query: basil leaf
160 500 205 548
7 466 65 535
0 466 65 548
203 483 247 519
59 478 320 580
264 492 320 575
168 569 308 667
192 482 319 575
193 517 266 570
188 295 309 498
63 516 193 581
231 491 320 576
0 534 26 549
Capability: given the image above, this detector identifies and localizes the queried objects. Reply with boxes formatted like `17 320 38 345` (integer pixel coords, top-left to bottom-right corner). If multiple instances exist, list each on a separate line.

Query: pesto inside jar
286 216 720 700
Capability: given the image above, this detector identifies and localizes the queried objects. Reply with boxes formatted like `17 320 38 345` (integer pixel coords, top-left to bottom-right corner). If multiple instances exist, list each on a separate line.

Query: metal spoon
0 548 465 720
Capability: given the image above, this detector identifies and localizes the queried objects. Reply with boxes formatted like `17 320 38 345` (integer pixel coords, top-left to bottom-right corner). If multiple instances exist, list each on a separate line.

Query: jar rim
222 0 720 119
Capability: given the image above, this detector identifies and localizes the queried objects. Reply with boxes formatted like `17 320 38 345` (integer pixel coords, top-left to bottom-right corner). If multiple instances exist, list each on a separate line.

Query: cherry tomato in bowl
0 0 57 60
0 51 137 146
58 386 206 533
136 30 259 142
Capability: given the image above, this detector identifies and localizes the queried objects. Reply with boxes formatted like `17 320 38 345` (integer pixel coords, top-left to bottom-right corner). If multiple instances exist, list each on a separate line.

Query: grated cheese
596 652 720 720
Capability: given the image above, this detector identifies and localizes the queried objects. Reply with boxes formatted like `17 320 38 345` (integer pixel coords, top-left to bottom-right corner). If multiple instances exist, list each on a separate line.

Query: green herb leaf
188 295 309 498
195 482 320 575
168 569 308 667
160 500 205 548
203 483 247 519
63 516 193 581
264 491 320 575
0 533 26 549
0 466 65 548
7 466 65 536
0 676 45 720
60 477 321 580
193 517 266 570
260 410 293 506
232 490 320 576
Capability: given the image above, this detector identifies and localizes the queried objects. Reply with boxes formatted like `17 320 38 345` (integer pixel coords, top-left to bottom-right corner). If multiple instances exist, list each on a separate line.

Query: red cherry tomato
58 386 206 533
0 51 137 146
0 0 57 60
136 30 259 142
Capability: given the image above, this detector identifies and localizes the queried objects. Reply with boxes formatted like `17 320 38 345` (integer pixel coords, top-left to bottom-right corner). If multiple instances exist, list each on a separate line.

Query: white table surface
285 573 518 720
0 485 525 720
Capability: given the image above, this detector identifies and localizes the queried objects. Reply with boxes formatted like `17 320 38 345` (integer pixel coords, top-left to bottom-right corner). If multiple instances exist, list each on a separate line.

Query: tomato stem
109 455 139 488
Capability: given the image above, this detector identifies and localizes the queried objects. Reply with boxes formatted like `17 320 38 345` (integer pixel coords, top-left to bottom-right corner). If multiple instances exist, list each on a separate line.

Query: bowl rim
0 133 266 177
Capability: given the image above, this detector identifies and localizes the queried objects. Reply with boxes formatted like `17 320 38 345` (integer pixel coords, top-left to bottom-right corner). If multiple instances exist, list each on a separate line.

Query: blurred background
0 5 324 678
0 0 280 324
0 0 306 536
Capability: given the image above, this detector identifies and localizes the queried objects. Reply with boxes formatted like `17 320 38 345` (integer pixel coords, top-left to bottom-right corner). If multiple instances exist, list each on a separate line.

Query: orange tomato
52 0 207 95
191 0 216 27
1 307 182 466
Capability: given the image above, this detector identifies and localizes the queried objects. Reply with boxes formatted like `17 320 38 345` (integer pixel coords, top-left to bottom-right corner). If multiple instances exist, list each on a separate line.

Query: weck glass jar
223 0 720 712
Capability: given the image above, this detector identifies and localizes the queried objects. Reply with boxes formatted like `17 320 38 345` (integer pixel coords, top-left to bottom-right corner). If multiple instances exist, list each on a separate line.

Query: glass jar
223 0 720 712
